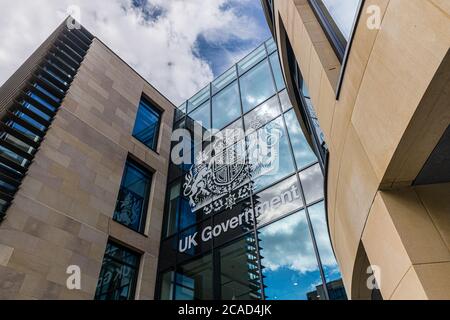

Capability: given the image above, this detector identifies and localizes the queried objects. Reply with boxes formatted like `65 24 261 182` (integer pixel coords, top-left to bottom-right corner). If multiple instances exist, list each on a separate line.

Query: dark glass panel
132 98 161 151
175 254 213 300
113 160 152 233
219 236 262 300
95 242 140 300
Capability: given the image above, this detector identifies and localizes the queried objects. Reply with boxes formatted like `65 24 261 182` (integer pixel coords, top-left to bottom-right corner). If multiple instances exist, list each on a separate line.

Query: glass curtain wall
158 39 345 300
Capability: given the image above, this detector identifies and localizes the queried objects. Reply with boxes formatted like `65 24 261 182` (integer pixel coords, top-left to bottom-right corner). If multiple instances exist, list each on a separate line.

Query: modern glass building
156 39 345 300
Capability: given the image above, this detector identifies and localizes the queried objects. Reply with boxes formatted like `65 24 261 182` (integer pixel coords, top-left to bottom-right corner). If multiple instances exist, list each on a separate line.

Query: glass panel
188 86 210 113
34 83 60 103
159 236 178 271
299 164 324 205
248 117 295 192
279 90 293 111
266 38 277 54
177 218 212 263
175 102 187 121
244 95 281 134
27 92 56 112
132 98 161 151
211 81 241 130
95 242 140 300
23 101 52 121
254 174 303 226
175 254 213 300
238 45 267 75
308 202 344 287
269 52 285 92
4 134 34 154
284 109 318 169
113 160 152 233
321 0 360 40
212 67 237 94
15 110 46 132
0 145 29 167
219 236 262 300
258 210 323 300
212 200 254 248
188 100 211 130
160 271 175 300
10 121 40 142
164 181 181 237
240 59 276 113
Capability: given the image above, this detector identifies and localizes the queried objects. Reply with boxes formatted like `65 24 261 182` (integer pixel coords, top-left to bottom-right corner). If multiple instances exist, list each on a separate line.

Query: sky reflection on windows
259 211 322 300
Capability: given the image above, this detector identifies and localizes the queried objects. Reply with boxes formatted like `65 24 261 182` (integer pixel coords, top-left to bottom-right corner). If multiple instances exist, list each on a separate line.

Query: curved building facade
261 0 450 299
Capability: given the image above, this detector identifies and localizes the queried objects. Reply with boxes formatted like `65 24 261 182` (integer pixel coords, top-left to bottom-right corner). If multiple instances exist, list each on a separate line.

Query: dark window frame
94 240 141 301
308 0 365 98
113 157 154 234
132 95 163 152
308 0 348 63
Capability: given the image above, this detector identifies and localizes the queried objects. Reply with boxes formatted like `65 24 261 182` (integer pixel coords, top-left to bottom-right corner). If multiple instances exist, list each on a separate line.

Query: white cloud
0 0 266 105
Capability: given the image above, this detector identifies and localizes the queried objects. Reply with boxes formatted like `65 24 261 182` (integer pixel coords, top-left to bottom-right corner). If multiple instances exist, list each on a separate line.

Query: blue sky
194 1 272 77
0 0 272 105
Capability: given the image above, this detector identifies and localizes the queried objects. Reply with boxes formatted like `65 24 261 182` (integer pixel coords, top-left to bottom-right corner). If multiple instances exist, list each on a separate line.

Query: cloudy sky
0 0 271 105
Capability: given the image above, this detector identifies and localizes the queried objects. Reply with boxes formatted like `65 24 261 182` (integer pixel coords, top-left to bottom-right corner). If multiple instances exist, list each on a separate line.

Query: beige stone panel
316 69 336 141
108 221 151 254
413 262 450 300
430 0 450 15
307 48 323 109
384 54 450 187
295 1 340 88
277 0 313 84
0 266 25 299
333 124 379 266
314 41 339 87
333 211 359 296
361 193 412 299
414 183 450 250
0 244 14 266
382 188 450 264
329 0 389 158
351 0 450 181
390 266 427 300
136 253 158 300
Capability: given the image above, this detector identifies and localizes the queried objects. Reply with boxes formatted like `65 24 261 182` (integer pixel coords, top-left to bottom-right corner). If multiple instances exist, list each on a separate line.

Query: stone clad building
261 0 450 299
0 18 174 299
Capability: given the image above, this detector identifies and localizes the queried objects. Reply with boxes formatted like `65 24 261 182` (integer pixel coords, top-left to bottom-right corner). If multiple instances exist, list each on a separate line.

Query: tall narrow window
113 159 152 233
132 96 161 151
95 241 140 300
308 0 362 61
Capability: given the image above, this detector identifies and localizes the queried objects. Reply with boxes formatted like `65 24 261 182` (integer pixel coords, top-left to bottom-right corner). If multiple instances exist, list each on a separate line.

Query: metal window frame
308 0 348 63
113 156 154 235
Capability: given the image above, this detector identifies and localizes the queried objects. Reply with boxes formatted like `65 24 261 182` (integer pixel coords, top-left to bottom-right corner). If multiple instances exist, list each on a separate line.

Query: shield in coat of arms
211 143 246 187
